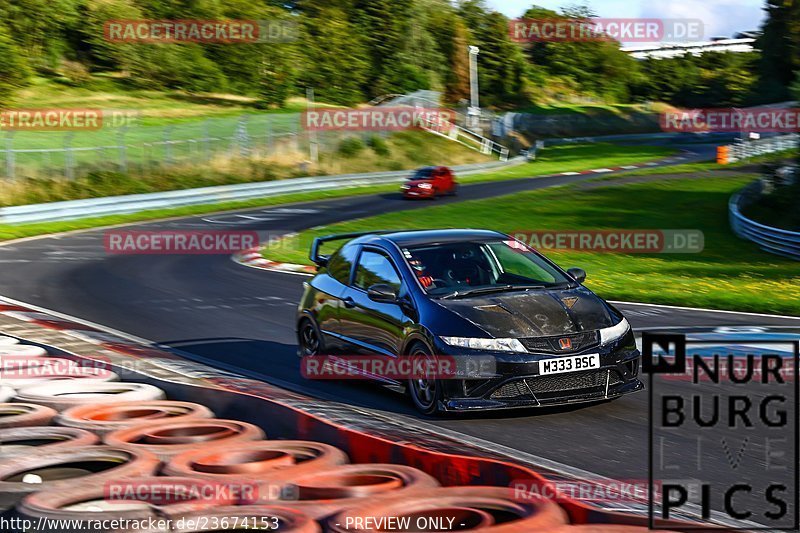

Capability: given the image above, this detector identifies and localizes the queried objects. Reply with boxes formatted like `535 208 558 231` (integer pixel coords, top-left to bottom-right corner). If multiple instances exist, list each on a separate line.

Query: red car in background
401 166 458 199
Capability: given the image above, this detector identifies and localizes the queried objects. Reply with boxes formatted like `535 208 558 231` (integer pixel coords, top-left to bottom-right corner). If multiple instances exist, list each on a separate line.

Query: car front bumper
432 331 643 412
402 188 434 198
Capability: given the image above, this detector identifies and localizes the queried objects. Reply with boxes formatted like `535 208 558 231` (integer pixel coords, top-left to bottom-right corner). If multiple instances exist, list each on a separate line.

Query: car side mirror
367 284 398 303
567 267 587 284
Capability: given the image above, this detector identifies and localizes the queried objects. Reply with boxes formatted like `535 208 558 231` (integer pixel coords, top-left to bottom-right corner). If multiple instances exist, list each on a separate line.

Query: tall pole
468 46 481 131
307 87 319 164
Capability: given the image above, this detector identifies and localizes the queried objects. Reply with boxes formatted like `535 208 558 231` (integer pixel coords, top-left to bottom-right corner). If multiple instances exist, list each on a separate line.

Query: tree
297 8 368 105
521 5 642 102
351 0 441 97
0 0 80 71
444 20 471 104
0 24 30 105
458 2 531 107
757 0 800 102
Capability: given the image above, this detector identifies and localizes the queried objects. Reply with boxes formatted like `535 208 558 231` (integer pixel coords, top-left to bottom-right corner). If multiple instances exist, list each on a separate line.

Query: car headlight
401 184 410 189
418 183 433 190
599 318 631 345
441 336 526 353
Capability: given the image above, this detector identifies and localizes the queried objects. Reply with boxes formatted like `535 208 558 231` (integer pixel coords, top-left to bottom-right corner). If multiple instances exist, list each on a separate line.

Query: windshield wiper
440 284 545 300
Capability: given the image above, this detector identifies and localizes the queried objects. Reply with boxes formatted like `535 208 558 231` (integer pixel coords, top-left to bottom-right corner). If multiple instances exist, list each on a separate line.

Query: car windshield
402 240 574 297
409 168 434 180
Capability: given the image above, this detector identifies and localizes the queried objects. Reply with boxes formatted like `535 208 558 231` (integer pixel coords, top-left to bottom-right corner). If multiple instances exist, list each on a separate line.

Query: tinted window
409 168 433 180
327 244 358 284
403 240 570 296
354 251 402 291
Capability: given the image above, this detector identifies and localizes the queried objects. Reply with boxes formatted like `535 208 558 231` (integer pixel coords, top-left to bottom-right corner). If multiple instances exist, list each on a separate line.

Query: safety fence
729 180 800 261
0 114 396 181
718 133 799 164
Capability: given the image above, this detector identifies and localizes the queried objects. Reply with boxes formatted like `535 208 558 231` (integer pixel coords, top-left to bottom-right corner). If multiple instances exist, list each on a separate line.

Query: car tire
297 317 324 357
251 464 439 519
0 387 15 403
406 343 444 416
56 400 214 436
0 345 48 357
0 427 99 458
0 403 57 428
14 381 166 411
18 476 237 527
0 336 19 346
104 419 266 461
0 446 160 511
173 506 320 533
163 440 349 480
328 486 568 533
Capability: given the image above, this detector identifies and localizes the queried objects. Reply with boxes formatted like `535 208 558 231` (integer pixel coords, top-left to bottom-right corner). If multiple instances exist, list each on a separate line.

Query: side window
354 251 402 291
327 244 358 285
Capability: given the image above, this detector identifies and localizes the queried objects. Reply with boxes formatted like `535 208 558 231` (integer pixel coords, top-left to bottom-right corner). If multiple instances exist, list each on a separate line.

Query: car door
338 248 408 358
310 243 359 351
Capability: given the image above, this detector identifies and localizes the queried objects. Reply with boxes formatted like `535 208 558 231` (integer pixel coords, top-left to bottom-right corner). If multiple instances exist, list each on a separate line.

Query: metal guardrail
0 158 523 225
730 181 800 261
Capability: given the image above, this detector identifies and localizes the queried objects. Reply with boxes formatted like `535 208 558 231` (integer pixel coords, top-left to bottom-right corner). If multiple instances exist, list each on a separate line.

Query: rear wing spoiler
309 231 396 267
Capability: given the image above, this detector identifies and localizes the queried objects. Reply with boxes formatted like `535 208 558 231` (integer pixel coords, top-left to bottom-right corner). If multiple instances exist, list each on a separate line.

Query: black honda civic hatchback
296 229 642 415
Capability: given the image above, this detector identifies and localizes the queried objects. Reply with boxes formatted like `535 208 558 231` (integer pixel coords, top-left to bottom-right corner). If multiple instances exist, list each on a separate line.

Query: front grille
489 370 623 400
490 381 534 399
527 370 610 394
519 331 600 354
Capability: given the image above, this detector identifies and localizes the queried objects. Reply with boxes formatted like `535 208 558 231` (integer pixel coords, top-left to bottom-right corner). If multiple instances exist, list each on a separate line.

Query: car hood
406 180 432 186
434 287 617 338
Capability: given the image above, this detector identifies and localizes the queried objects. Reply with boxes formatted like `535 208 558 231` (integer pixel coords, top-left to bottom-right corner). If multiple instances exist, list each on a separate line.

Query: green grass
457 143 675 183
265 175 800 316
0 142 677 242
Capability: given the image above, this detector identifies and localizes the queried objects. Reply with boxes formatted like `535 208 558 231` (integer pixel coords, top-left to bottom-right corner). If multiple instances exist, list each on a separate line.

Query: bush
367 135 390 156
338 137 365 158
60 60 92 87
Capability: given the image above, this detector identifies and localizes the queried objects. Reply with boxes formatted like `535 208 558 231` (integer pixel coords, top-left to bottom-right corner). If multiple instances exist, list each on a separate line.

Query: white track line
611 301 800 321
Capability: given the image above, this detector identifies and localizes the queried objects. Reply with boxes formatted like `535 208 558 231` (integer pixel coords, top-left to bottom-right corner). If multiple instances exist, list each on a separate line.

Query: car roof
352 229 506 248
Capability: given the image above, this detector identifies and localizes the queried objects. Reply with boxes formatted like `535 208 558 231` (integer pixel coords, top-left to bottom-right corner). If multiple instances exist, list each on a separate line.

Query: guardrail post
4 131 15 180
266 116 272 155
202 120 211 162
117 127 128 174
164 126 174 166
64 132 75 180
235 115 251 158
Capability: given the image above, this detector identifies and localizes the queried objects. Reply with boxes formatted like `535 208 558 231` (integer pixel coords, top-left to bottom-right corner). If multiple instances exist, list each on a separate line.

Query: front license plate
539 354 600 375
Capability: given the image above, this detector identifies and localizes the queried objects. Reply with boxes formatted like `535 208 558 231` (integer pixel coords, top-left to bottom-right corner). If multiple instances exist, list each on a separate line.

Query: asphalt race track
2 144 799 511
